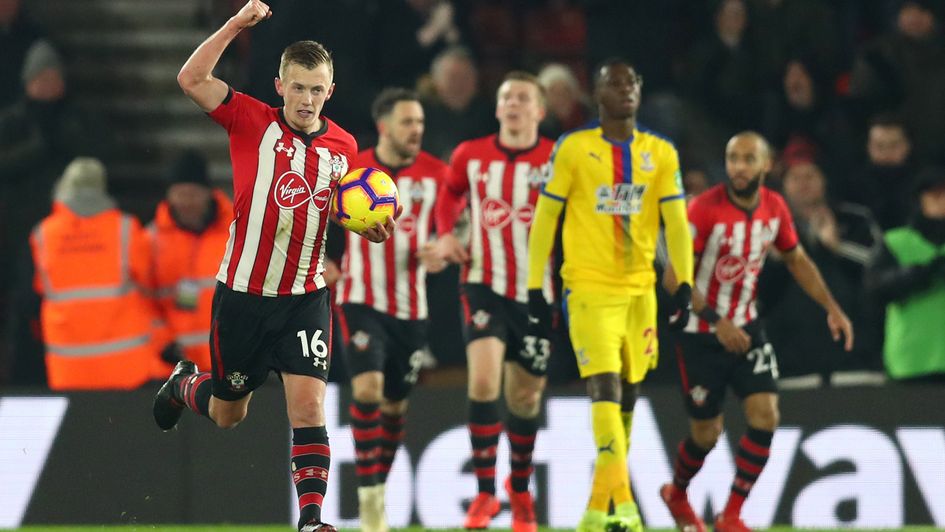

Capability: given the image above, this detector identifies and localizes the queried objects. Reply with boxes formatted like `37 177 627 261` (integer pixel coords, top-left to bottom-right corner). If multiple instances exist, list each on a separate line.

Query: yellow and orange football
331 167 400 233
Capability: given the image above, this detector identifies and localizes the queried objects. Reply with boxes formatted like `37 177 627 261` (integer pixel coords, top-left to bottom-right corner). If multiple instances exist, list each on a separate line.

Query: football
331 167 400 233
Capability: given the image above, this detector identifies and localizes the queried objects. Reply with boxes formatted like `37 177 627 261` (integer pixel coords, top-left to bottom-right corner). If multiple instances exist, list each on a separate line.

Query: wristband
698 306 721 324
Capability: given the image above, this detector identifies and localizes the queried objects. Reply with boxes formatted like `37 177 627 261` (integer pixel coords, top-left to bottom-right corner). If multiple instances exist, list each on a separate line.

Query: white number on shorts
296 329 329 370
521 336 551 372
746 343 779 378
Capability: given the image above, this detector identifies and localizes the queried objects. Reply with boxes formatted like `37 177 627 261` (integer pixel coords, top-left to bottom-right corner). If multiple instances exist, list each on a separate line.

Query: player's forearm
661 199 694 286
786 249 841 312
433 185 466 235
178 18 242 93
526 196 563 289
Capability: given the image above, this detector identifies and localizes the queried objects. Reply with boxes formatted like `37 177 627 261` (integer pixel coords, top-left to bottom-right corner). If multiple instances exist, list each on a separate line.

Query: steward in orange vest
148 150 231 374
30 158 160 390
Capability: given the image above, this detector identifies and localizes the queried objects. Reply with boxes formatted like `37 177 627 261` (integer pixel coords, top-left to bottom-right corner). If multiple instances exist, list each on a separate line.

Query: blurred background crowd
2 0 944 390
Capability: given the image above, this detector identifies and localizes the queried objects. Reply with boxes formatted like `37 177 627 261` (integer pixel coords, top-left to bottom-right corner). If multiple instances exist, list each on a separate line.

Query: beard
729 172 763 199
390 137 420 161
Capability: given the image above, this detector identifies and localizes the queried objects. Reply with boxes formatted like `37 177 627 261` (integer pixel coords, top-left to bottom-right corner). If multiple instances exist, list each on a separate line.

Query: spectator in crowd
866 166 945 383
373 0 466 91
1 39 108 384
839 114 916 231
751 0 844 85
686 0 766 138
848 0 945 164
537 62 591 139
763 57 855 175
0 0 42 107
418 46 494 161
761 158 883 381
682 167 711 197
147 150 232 376
29 158 159 390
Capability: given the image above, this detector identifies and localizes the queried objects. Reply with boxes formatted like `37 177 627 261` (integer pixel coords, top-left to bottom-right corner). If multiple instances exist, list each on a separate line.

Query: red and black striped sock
507 414 538 493
724 427 773 517
378 412 405 485
349 401 381 488
672 437 712 492
468 400 501 495
292 426 330 528
177 372 211 418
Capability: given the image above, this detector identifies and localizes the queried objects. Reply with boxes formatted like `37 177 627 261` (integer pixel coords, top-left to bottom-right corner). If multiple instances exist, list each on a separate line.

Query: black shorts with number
672 321 779 420
460 283 548 376
209 282 332 400
339 303 427 402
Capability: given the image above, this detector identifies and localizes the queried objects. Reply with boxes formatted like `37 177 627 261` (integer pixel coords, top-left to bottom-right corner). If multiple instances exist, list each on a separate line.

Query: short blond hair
279 40 333 79
498 70 546 106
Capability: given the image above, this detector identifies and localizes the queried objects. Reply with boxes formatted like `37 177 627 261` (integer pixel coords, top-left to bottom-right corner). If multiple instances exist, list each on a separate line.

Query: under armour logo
597 438 616 455
275 141 296 158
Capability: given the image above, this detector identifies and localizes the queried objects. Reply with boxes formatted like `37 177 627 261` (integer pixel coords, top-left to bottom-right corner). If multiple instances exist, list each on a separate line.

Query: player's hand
322 259 342 287
715 318 751 354
521 289 553 370
417 241 448 273
361 216 395 243
434 233 470 264
826 305 854 352
668 283 692 330
233 0 271 29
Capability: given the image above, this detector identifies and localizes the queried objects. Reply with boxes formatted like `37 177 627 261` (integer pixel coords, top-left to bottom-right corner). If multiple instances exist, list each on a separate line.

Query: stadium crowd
2 0 944 387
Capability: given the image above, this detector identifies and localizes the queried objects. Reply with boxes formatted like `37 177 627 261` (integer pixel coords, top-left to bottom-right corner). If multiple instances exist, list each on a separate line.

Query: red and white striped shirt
686 184 798 332
337 149 448 320
208 90 357 297
436 134 554 303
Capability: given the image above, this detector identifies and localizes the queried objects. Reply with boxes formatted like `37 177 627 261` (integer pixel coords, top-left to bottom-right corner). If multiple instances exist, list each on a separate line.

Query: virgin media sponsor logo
273 171 331 211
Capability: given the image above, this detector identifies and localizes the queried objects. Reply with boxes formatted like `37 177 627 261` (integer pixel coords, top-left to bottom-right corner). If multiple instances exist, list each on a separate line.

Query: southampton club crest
352 330 371 351
690 385 708 407
226 371 248 392
472 310 491 331
329 154 347 181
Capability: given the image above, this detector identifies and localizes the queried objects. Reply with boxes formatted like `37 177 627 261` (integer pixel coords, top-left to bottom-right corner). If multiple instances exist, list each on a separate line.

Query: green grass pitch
12 527 943 532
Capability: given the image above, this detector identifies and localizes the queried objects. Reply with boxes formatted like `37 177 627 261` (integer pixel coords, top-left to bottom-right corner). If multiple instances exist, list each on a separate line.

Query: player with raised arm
431 71 553 532
335 88 449 532
150 3 396 531
660 132 854 532
527 58 694 532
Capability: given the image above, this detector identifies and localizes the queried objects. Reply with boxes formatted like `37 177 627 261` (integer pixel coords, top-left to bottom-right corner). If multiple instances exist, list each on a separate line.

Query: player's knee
468 375 500 401
692 419 723 448
748 406 780 431
352 383 383 404
213 408 248 429
507 388 541 418
586 373 621 402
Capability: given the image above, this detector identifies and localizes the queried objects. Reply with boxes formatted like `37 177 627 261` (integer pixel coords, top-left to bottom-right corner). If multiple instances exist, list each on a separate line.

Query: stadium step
29 0 233 192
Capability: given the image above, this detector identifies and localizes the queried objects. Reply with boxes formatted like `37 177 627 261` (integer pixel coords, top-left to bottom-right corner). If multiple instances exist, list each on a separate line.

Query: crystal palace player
431 71 553 532
335 88 448 532
528 59 694 532
661 132 853 532
151 2 396 532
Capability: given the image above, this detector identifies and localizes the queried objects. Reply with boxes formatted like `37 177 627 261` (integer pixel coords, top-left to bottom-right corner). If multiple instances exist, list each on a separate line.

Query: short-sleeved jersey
208 89 357 297
337 149 448 320
447 134 554 303
542 124 685 294
686 184 799 332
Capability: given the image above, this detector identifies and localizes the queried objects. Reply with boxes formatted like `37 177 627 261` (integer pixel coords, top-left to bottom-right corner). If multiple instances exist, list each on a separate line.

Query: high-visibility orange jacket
147 190 231 373
30 202 159 390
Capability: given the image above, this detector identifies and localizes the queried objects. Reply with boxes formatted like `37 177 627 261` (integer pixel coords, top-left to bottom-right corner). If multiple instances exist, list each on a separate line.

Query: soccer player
659 132 854 532
526 59 694 532
150 2 396 532
335 88 448 532
431 71 553 532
